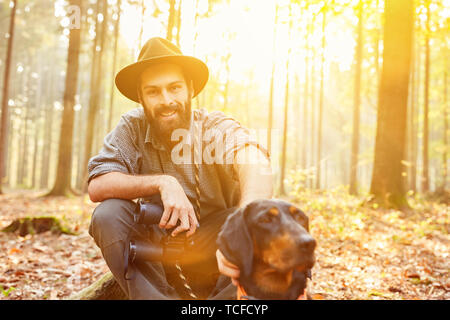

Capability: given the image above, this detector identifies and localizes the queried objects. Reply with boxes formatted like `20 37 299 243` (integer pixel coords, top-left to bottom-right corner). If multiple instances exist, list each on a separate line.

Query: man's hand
216 249 240 286
158 175 199 237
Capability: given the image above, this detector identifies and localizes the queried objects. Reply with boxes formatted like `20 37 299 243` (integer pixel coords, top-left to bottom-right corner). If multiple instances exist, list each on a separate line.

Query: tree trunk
108 0 121 132
137 0 145 51
47 0 83 196
176 0 182 47
0 0 17 194
294 75 301 165
40 103 53 190
18 100 29 187
82 0 108 192
422 0 431 192
350 0 363 195
407 21 417 193
167 0 176 41
410 31 421 192
279 5 292 196
375 0 381 85
441 68 448 191
32 57 44 189
315 5 326 190
192 0 200 56
370 0 414 209
31 113 40 189
309 15 316 189
267 3 278 153
302 14 310 171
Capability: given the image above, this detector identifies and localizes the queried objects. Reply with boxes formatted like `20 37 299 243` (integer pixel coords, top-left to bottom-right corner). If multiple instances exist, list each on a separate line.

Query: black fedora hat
115 37 209 103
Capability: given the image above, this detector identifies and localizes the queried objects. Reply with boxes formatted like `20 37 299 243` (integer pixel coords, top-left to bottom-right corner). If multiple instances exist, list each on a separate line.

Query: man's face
138 63 193 149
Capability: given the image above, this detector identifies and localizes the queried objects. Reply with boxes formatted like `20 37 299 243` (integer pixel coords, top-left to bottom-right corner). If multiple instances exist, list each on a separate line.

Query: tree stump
1 216 74 236
69 272 128 300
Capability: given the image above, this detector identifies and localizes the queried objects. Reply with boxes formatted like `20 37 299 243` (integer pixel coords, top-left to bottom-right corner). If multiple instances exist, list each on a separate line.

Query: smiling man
87 37 273 299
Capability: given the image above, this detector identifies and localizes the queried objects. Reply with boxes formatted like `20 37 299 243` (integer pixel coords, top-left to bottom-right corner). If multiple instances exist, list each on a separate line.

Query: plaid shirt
87 107 269 219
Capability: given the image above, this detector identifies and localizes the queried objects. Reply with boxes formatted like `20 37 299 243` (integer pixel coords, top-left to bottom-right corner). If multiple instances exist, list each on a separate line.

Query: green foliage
0 285 16 297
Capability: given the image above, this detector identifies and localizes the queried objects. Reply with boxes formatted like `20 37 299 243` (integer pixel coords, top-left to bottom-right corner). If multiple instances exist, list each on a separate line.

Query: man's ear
217 205 253 279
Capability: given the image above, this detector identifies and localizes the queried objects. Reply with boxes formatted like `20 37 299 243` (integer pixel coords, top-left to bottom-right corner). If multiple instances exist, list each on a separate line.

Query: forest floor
0 189 448 300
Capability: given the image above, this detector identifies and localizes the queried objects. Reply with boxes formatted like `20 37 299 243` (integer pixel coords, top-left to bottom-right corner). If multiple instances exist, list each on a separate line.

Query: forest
0 0 448 300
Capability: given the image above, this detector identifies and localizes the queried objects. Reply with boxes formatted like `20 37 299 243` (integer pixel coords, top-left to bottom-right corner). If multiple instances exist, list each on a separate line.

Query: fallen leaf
388 286 402 293
8 248 21 255
404 268 420 279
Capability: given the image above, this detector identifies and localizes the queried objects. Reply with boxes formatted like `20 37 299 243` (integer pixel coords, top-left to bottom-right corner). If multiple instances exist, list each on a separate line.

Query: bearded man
87 37 273 299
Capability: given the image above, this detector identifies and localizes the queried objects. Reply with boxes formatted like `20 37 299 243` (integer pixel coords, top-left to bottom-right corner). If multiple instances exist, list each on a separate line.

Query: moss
1 216 75 236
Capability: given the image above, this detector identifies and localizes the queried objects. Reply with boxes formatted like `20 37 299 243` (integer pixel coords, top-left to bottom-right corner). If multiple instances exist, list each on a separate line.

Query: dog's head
217 199 316 299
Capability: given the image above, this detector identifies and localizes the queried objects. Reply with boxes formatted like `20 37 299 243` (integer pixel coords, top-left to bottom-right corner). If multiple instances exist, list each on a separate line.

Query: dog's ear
216 206 253 279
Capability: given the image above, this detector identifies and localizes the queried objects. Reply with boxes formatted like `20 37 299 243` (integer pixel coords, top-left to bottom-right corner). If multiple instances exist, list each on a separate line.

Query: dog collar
236 284 307 300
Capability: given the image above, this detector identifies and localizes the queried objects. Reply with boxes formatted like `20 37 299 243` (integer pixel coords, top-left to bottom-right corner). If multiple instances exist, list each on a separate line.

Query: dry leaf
8 248 21 255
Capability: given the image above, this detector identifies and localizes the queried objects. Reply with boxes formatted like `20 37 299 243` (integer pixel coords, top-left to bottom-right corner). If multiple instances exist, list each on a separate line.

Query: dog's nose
299 235 316 253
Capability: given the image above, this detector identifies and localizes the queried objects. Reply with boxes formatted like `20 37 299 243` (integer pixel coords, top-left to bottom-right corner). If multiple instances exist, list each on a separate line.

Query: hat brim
115 55 209 103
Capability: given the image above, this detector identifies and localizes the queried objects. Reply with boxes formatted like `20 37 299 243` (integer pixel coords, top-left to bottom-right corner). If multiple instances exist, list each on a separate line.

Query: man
87 37 273 299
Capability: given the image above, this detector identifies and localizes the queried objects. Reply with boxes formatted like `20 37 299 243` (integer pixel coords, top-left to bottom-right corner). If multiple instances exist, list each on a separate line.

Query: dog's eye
292 212 309 230
259 214 275 224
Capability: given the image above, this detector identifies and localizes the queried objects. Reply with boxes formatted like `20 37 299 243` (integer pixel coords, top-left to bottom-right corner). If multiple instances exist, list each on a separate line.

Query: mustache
155 103 181 116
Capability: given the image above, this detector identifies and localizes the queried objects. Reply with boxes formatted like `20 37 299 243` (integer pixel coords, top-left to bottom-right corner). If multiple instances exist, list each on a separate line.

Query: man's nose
160 89 175 106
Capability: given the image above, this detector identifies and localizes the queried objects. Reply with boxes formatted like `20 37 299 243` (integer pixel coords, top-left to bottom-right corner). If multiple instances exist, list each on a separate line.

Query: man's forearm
235 146 274 208
88 171 170 202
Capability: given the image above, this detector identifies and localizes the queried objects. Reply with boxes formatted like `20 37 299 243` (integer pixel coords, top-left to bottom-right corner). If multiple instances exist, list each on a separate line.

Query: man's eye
145 89 157 95
171 85 181 92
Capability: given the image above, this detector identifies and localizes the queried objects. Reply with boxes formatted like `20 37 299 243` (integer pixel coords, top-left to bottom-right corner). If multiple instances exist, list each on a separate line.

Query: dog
217 199 316 300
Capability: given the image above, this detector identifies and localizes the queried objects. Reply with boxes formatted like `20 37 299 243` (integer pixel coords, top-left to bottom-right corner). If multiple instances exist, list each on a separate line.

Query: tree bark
407 20 418 193
315 5 326 190
279 5 293 196
40 96 54 189
410 31 421 192
167 0 176 41
309 14 317 189
267 3 278 153
302 13 310 171
82 0 108 192
370 0 414 209
47 0 82 196
441 68 448 191
422 0 431 192
0 0 17 194
176 0 182 47
108 0 122 132
350 0 363 195
18 98 29 187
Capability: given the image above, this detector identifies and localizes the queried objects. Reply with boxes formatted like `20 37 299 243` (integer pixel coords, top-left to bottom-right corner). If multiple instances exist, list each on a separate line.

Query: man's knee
89 198 136 247
91 198 134 225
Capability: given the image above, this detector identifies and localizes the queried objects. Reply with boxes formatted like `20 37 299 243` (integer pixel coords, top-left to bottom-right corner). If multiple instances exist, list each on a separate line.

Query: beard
143 99 192 151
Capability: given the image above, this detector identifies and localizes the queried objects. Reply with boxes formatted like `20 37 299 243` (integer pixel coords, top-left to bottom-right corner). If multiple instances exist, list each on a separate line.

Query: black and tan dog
217 199 316 300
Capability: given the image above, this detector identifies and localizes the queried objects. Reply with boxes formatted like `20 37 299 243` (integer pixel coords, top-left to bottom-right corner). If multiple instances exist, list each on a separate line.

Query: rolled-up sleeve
87 116 141 183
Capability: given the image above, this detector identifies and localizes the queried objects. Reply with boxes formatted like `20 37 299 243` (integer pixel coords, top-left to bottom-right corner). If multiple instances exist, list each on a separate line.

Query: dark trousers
89 198 237 300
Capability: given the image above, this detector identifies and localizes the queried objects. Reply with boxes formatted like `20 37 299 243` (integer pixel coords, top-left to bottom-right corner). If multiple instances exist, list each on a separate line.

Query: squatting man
87 37 273 299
